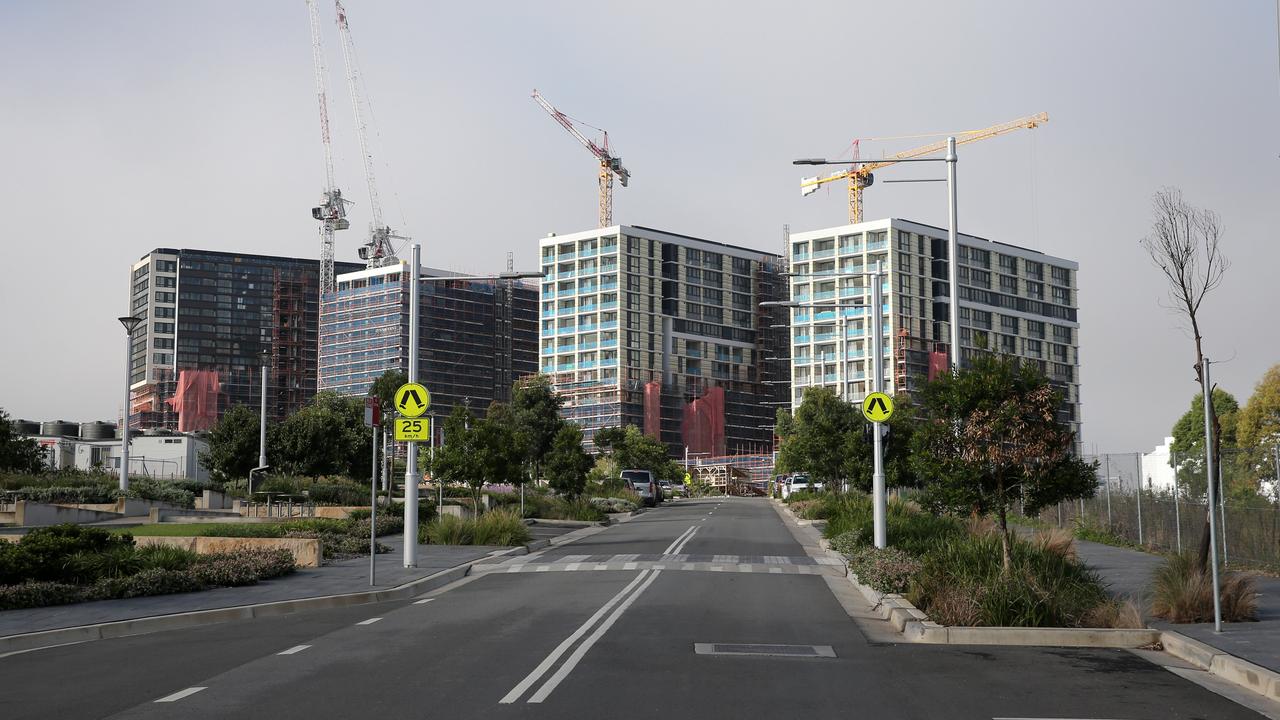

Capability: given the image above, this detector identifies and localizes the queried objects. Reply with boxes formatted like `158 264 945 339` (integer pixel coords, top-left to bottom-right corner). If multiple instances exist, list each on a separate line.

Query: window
132 295 147 310
1000 315 1019 334
153 322 174 334
1024 260 1044 280
732 257 752 275
1052 325 1072 343
896 230 913 251
155 260 177 273
155 291 175 303
999 335 1016 353
152 353 172 364
998 254 1017 274
133 265 149 280
969 269 991 287
999 275 1018 294
1051 265 1071 285
1051 286 1071 305
132 278 149 294
1025 339 1042 356
1026 320 1045 338
1025 282 1043 300
155 275 176 288
154 337 174 349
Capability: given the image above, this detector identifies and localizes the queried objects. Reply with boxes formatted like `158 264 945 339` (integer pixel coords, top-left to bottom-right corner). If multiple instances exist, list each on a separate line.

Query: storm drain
693 643 836 658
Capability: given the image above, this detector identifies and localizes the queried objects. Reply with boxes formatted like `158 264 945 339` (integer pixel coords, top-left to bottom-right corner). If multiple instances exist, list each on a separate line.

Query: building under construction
539 225 788 456
125 249 362 432
318 261 538 421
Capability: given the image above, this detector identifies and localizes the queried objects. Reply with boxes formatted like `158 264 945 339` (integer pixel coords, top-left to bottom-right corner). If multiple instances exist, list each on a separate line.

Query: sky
1 0 1277 453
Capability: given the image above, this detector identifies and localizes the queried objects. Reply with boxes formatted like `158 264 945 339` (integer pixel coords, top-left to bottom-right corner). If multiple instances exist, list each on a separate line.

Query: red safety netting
928 351 949 381
165 370 221 432
681 386 725 457
643 381 662 440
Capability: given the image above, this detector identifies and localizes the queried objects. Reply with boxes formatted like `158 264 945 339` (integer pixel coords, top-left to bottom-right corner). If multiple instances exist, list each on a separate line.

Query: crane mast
307 0 349 295
335 0 400 266
802 112 1049 224
532 89 630 228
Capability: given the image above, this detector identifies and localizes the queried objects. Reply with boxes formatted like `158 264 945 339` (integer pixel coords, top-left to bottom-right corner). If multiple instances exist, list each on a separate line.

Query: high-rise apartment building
318 261 538 420
126 249 362 432
787 219 1080 439
539 225 788 456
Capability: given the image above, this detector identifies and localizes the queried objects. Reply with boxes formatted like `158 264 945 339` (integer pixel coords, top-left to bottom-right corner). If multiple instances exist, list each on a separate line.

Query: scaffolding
272 269 313 418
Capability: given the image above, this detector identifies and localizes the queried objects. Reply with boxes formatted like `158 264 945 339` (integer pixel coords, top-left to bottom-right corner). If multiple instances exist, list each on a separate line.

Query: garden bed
0 525 296 611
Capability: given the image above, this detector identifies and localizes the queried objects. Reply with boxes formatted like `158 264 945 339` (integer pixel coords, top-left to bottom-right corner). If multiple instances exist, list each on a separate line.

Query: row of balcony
541 357 620 373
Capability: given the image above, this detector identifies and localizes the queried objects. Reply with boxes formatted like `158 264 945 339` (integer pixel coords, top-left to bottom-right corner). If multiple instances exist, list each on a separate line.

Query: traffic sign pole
871 262 887 549
404 244 421 569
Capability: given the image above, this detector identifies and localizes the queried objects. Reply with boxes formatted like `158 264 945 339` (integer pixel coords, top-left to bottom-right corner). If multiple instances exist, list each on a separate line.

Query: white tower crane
334 0 402 267
306 0 349 295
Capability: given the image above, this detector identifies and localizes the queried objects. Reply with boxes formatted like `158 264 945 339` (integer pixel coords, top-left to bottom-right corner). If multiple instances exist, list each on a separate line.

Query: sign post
868 263 889 549
364 397 380 586
397 255 430 568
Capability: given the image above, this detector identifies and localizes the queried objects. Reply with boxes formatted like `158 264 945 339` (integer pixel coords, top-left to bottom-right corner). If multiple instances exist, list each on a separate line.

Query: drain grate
694 643 836 658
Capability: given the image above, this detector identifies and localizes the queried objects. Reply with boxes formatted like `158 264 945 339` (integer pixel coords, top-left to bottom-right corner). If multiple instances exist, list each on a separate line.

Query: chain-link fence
1027 449 1280 572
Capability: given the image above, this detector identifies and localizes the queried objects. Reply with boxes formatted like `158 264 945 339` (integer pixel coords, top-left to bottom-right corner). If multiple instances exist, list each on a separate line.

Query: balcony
557 306 576 316
813 248 835 259
822 373 838 383
578 361 597 370
556 363 575 372
817 352 835 362
557 252 576 262
815 290 836 300
793 251 810 260
541 289 554 300
600 281 618 291
814 309 836 321
867 239 888 250
815 332 837 342
600 338 618 348
579 247 598 258
541 364 554 373
599 261 618 273
600 300 618 310
557 270 575 279
686 347 702 358
557 326 575 335
600 320 618 329
793 335 811 344
600 357 618 367
579 341 598 350
578 303 597 313
556 343 576 353
541 309 555 318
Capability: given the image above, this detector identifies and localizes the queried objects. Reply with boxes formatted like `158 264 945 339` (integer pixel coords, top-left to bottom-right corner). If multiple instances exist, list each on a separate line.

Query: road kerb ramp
1161 629 1280 702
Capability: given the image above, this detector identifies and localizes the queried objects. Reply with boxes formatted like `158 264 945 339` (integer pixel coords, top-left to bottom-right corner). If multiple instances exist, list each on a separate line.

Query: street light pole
259 350 269 473
870 262 887 549
117 316 142 492
405 243 421 568
946 137 960 374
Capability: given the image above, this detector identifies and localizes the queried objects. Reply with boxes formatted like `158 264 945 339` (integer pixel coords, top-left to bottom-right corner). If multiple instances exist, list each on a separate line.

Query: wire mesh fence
1027 450 1280 572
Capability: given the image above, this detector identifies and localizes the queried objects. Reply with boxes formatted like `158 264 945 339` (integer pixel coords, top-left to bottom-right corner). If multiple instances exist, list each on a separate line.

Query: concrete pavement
0 498 1270 719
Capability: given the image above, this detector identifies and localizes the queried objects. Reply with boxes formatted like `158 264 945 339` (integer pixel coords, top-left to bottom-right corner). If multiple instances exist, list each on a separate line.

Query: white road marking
501 570 652 704
662 526 696 554
623 561 638 570
670 526 699 555
414 598 435 605
277 645 311 655
356 617 382 625
594 564 609 570
527 569 663 703
155 687 207 703
536 566 551 572
565 562 582 571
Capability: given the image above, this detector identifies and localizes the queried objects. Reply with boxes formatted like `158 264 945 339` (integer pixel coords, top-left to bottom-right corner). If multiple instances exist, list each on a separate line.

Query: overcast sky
1 1 1277 453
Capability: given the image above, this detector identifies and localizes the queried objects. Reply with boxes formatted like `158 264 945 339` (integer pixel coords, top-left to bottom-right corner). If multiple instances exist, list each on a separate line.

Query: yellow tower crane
801 112 1049 224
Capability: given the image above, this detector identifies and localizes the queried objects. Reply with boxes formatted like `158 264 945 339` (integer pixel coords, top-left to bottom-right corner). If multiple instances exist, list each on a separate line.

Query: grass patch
1150 552 1258 623
419 509 533 546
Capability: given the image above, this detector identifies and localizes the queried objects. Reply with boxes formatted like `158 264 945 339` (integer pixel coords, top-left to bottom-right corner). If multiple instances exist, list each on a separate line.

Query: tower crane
532 89 630 228
801 112 1049 224
306 0 349 295
335 0 402 266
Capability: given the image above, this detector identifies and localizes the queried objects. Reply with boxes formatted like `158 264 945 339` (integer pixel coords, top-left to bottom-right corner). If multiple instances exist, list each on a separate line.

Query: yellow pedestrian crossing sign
862 392 894 423
394 383 430 418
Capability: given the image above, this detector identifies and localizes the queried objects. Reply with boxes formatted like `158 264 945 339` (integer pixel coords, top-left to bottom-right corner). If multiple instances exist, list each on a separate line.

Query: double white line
500 525 697 705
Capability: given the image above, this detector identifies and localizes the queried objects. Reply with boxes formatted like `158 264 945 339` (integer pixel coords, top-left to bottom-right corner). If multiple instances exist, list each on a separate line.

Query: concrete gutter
0 530 590 656
1160 629 1280 703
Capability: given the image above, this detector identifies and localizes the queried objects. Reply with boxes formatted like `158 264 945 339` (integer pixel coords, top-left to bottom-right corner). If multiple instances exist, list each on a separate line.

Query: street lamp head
118 316 142 333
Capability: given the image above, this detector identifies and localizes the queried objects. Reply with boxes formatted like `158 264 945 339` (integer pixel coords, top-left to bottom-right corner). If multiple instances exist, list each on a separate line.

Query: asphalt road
1 497 1268 720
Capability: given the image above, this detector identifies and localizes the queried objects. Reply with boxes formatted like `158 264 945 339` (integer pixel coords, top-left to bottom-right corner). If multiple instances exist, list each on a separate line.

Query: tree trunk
1191 340 1221 573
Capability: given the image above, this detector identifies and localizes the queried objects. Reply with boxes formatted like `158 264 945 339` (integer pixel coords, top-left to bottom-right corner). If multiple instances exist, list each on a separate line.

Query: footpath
1071 537 1280 675
0 528 579 643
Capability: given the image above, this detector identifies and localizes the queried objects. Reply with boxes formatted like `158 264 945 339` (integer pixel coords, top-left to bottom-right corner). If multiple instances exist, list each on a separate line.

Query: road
1 497 1268 719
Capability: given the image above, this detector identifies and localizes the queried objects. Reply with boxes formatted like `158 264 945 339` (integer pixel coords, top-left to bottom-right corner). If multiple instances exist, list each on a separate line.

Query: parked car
621 469 660 507
658 480 674 499
782 473 822 499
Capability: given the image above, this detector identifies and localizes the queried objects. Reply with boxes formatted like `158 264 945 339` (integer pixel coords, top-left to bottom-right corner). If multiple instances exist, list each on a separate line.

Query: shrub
0 581 87 610
198 524 286 539
423 514 472 545
1073 520 1137 548
560 497 606 522
306 483 369 506
61 545 142 584
845 545 921 595
0 541 38 585
1031 527 1077 562
908 532 1107 628
94 568 204 599
588 497 637 514
1082 598 1145 629
190 549 294 587
17 486 117 504
124 478 195 508
1150 553 1258 623
18 525 135 581
472 509 532 546
136 545 199 572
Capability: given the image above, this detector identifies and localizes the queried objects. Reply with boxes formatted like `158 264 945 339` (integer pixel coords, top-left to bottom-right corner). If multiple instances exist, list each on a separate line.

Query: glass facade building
125 249 362 431
318 262 538 420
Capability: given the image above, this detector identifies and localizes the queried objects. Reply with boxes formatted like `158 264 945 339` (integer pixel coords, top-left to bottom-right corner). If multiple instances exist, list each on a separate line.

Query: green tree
911 356 1096 573
428 404 523 510
842 394 920 493
198 404 260 483
775 387 853 487
270 391 371 477
0 409 43 474
510 375 566 483
594 425 681 481
1234 364 1280 499
368 368 408 416
1169 388 1239 500
544 424 593 497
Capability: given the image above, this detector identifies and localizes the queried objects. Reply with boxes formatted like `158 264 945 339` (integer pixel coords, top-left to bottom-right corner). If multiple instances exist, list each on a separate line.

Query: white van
782 473 823 499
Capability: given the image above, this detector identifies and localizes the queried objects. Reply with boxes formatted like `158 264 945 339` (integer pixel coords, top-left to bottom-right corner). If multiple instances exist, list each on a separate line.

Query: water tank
40 420 79 437
14 419 40 436
79 421 118 440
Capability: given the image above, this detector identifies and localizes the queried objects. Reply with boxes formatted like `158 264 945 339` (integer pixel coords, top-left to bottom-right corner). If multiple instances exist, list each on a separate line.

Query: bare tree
1140 187 1229 571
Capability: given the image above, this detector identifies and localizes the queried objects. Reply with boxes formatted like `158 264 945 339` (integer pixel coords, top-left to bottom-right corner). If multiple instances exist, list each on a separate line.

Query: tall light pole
259 349 269 473
1200 357 1223 633
117 316 143 492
